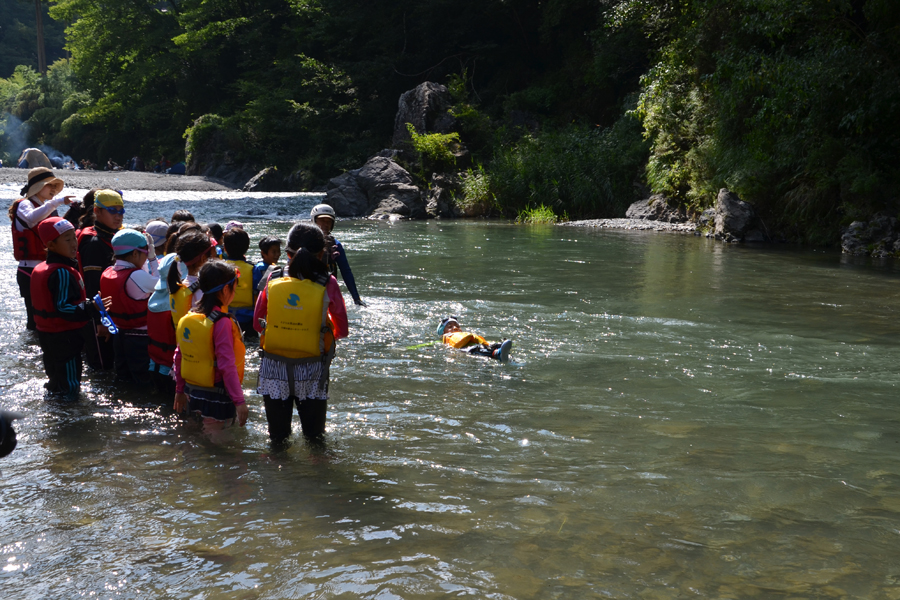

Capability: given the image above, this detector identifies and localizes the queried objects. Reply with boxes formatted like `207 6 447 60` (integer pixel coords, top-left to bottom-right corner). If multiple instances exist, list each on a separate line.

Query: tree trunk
35 0 46 74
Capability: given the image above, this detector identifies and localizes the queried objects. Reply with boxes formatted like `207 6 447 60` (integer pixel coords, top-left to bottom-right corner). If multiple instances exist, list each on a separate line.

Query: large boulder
325 156 426 219
714 189 766 242
625 194 687 223
841 214 899 257
392 82 458 148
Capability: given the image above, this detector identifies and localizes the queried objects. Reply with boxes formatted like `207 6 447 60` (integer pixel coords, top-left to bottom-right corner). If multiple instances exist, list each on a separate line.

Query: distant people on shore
153 156 172 173
129 156 146 171
106 158 123 171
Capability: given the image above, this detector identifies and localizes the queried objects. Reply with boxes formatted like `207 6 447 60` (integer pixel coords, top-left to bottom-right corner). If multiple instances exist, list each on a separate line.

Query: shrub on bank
488 114 648 219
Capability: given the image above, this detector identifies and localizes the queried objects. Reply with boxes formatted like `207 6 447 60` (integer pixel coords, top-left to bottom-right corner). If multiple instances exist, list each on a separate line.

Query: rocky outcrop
392 82 458 148
426 173 464 218
625 194 688 223
325 156 425 219
841 215 900 257
241 167 312 192
713 188 766 242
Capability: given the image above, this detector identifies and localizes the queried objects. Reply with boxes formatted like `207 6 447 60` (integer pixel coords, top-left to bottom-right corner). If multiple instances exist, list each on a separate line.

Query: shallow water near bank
2 187 900 598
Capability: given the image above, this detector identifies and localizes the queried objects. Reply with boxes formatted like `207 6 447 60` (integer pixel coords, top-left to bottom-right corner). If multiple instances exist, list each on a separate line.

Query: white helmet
310 203 336 222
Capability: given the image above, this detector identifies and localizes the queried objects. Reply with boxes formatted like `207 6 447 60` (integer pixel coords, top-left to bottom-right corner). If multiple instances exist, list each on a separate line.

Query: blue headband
204 277 235 295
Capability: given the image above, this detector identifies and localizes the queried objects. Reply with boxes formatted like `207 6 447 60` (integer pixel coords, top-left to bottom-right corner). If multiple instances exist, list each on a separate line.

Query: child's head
258 236 282 265
38 217 77 260
206 222 224 245
77 188 100 228
223 227 250 260
285 222 327 281
175 230 213 270
111 228 150 269
167 230 213 292
145 220 169 256
92 189 125 230
171 209 195 225
165 221 199 254
437 316 461 336
197 260 237 315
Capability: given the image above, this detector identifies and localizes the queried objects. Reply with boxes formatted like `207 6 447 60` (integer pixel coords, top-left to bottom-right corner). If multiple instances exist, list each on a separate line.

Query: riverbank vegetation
0 0 897 242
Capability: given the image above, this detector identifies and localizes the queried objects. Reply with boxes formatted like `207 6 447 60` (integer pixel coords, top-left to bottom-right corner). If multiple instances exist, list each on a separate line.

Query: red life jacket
100 267 148 329
76 226 113 273
31 262 88 333
147 308 176 366
10 198 56 261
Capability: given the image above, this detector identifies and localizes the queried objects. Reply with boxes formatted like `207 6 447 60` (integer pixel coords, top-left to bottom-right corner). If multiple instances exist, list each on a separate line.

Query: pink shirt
173 307 245 405
253 274 348 339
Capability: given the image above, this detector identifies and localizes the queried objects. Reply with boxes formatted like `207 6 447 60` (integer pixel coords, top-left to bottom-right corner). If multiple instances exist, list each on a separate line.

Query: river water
1 186 900 598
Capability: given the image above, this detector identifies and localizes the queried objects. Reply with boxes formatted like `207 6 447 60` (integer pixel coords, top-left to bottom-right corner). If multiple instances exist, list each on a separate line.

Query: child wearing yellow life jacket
173 261 248 428
166 230 213 327
437 317 513 362
253 222 349 443
221 226 256 335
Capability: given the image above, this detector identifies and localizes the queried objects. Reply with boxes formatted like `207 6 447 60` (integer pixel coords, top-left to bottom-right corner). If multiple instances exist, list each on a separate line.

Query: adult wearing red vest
7 168 74 330
77 189 123 370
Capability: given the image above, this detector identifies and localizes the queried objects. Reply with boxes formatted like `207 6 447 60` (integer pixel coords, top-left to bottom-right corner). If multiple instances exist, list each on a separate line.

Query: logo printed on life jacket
171 298 175 309
284 293 304 311
183 328 191 341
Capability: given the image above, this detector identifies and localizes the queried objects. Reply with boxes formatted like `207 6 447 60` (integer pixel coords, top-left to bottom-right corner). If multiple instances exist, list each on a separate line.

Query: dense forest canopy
0 0 67 77
0 0 898 242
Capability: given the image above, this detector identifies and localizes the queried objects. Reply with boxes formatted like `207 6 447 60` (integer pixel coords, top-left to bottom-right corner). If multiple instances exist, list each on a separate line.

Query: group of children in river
7 167 512 448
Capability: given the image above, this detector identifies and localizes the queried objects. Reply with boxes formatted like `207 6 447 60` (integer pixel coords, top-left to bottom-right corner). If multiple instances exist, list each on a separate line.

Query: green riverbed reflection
2 190 900 598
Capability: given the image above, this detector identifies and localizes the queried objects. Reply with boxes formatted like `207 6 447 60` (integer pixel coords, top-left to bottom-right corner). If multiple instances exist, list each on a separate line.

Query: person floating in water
437 316 512 362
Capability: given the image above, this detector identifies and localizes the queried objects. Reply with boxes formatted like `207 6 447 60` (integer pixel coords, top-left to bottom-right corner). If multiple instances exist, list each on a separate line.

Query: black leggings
263 395 327 443
38 329 85 393
113 329 151 385
16 267 35 331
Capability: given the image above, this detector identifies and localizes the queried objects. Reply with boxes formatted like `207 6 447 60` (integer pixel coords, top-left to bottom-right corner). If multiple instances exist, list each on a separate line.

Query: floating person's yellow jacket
442 331 488 349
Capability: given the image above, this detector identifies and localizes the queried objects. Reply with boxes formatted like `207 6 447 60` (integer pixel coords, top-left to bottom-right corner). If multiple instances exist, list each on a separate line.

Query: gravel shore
0 167 235 192
562 218 697 233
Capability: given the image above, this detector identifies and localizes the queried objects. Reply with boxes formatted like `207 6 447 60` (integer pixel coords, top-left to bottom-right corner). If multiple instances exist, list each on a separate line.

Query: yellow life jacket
224 259 254 308
261 276 333 359
176 310 245 389
170 280 200 327
442 331 488 349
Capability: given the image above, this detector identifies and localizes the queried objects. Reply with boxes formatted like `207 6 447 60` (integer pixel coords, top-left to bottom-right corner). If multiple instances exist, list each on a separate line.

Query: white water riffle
2 190 900 598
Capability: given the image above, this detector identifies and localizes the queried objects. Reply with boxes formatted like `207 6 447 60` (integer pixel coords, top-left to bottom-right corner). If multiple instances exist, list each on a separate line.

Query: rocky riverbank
562 218 697 233
0 167 235 192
